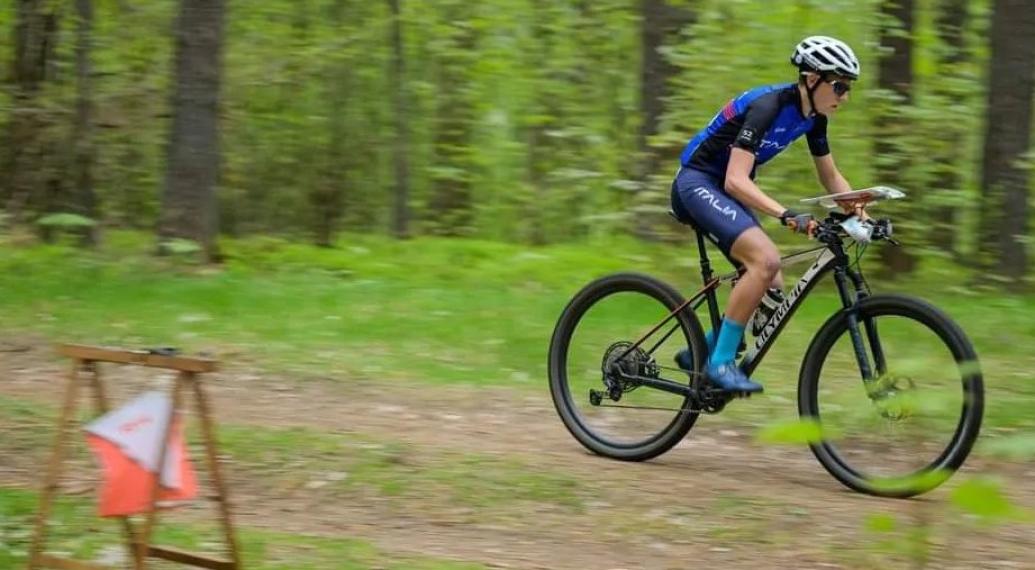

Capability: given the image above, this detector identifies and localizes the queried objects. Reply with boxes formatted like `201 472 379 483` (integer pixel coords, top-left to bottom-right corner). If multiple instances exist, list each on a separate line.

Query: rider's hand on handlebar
779 210 818 238
838 201 871 222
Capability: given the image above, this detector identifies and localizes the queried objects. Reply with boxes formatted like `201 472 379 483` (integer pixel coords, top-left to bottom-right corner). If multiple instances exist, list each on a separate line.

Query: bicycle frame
700 225 889 380
619 222 887 397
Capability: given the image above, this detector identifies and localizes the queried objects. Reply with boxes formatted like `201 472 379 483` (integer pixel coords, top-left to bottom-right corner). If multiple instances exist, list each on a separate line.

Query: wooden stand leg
190 373 241 568
29 359 84 569
34 345 239 570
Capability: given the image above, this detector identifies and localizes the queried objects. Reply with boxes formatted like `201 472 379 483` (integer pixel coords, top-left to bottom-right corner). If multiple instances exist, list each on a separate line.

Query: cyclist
670 36 861 394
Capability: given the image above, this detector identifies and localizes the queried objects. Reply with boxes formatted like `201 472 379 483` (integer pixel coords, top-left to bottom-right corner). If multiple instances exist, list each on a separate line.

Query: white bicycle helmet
791 36 860 80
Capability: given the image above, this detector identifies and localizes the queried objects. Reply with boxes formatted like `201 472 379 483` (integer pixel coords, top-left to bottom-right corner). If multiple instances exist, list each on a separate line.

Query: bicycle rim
552 275 703 455
803 296 982 495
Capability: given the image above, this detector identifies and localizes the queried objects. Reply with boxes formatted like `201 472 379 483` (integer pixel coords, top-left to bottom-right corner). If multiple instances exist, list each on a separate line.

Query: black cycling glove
779 209 814 234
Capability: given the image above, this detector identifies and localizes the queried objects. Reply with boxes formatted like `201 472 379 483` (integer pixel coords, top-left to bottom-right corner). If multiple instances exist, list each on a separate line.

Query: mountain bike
547 188 984 498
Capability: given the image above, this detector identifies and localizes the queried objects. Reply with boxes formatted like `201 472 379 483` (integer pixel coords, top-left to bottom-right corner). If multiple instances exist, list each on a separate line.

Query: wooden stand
28 344 241 570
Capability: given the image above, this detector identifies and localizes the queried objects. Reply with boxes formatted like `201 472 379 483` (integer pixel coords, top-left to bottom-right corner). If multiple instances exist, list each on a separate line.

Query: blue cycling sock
704 329 716 353
709 317 745 367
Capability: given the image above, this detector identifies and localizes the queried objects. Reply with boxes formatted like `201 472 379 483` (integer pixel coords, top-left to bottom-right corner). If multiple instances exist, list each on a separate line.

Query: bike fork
848 269 887 377
834 267 876 383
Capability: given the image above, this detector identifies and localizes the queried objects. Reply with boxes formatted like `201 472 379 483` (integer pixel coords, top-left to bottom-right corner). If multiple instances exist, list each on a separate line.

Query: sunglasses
825 78 852 96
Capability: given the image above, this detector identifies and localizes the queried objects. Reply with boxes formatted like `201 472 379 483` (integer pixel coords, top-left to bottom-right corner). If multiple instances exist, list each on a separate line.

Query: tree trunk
428 4 476 236
72 0 98 246
979 0 1035 286
639 0 694 178
637 0 695 239
927 0 969 255
13 1 44 89
35 12 62 240
310 0 349 248
158 0 227 261
388 0 410 239
875 0 918 275
4 0 48 222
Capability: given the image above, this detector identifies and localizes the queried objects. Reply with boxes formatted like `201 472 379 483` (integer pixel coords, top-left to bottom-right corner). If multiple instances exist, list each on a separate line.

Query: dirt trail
1 343 1031 569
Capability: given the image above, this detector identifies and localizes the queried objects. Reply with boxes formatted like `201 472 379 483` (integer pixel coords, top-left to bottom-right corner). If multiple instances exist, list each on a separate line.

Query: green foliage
755 418 831 445
160 238 203 255
0 488 488 569
2 230 1035 431
3 0 1032 279
949 477 1024 522
982 433 1035 460
36 213 97 228
864 512 899 533
859 511 934 567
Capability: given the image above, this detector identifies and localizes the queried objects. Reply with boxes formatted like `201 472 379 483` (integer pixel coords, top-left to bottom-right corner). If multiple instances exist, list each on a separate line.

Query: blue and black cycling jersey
679 83 830 181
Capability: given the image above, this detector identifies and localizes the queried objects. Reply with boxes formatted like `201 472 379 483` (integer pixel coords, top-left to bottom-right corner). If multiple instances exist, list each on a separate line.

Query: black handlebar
815 213 897 246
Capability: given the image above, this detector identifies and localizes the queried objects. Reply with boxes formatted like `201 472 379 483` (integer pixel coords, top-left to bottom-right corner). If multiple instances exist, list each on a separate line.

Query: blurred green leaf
984 434 1035 460
756 418 828 445
161 238 202 255
958 359 982 377
864 513 898 533
868 469 951 496
36 213 97 228
950 477 1018 521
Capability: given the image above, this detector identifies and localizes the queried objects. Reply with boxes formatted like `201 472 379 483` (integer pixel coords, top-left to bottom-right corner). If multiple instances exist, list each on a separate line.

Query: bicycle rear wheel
798 294 984 497
548 273 708 461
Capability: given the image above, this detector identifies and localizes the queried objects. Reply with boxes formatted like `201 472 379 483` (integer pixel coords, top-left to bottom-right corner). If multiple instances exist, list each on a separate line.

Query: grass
0 393 585 524
215 422 584 513
1 224 1032 569
0 388 582 567
1 229 1034 436
0 487 487 569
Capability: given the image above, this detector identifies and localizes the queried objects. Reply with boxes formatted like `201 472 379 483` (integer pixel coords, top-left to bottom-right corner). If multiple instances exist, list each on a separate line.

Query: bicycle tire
548 272 708 461
798 293 984 497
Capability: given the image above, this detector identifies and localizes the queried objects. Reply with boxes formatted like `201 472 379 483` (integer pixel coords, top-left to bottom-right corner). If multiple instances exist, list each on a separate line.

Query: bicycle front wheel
548 273 708 461
799 294 984 497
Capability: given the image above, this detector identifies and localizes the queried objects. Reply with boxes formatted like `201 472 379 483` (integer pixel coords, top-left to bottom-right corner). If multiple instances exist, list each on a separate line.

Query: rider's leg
701 228 779 393
703 267 780 353
725 227 781 325
748 270 785 336
670 168 767 393
711 228 779 360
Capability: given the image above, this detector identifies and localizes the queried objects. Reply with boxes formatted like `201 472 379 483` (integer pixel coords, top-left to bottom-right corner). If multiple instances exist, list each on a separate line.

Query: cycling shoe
674 349 694 372
705 361 763 395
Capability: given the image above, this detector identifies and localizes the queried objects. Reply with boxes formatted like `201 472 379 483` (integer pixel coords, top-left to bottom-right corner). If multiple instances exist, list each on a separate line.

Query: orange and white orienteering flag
84 391 198 517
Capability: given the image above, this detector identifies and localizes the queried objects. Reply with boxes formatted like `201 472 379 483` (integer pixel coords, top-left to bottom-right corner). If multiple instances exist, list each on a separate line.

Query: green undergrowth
0 487 487 569
1 231 1033 437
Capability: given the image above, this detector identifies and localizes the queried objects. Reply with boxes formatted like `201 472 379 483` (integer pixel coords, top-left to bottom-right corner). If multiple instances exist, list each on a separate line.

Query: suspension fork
833 263 875 383
847 268 887 377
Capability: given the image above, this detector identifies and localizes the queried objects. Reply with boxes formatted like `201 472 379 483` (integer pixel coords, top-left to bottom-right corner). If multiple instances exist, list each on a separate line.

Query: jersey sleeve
732 94 781 154
806 114 830 157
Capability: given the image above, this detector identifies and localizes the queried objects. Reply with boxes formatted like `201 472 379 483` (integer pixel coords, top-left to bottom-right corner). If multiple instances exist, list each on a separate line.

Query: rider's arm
807 115 852 195
813 154 852 195
723 97 790 219
724 148 787 218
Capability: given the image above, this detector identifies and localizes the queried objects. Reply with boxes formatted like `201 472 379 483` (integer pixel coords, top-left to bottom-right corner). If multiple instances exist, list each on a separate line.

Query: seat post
669 208 723 332
696 229 713 282
695 229 723 332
